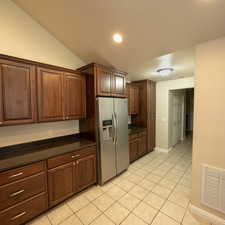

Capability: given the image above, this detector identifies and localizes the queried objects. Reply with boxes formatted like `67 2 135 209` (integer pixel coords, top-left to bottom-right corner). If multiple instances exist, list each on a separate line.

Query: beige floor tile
104 202 129 225
116 178 135 192
100 181 115 192
128 185 149 200
67 194 89 212
133 202 158 224
60 215 83 225
27 215 51 225
76 203 102 225
106 185 126 200
84 186 104 201
121 213 148 225
182 210 211 225
90 214 115 225
118 193 141 211
168 192 190 208
144 192 165 210
174 185 191 197
138 179 156 191
47 203 73 225
126 174 143 184
134 169 149 177
92 193 115 211
161 201 186 222
159 178 177 190
151 212 180 225
152 185 172 199
145 174 162 183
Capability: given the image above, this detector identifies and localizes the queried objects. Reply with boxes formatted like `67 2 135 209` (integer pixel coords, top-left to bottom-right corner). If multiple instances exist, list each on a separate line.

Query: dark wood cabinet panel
0 59 36 126
96 67 112 96
112 73 126 97
138 134 147 157
64 73 86 120
75 154 96 192
37 67 64 122
129 139 139 163
48 163 73 207
127 84 139 115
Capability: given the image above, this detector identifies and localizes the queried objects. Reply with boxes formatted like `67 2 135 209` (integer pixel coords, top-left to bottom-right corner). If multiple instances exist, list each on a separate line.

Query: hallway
28 138 211 225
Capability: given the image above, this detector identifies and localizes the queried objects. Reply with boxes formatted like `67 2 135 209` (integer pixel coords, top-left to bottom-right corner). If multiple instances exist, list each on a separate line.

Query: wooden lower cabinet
47 150 97 207
48 163 74 207
76 154 96 192
129 132 147 163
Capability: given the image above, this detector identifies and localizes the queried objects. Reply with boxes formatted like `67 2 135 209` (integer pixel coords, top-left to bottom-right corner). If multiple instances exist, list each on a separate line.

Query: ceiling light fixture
156 67 174 76
113 33 123 43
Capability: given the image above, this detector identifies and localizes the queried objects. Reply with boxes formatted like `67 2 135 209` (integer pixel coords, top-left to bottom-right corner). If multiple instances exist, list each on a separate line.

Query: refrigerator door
97 97 116 184
114 98 129 174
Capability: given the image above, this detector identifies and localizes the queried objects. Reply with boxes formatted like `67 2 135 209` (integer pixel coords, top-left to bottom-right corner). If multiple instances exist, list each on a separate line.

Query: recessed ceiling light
113 33 123 43
156 68 174 76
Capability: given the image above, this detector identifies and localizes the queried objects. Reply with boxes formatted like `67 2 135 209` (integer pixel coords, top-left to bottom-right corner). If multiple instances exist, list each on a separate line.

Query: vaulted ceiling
13 0 225 80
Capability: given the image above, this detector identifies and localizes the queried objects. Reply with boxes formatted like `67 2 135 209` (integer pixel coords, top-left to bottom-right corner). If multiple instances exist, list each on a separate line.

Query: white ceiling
13 0 225 80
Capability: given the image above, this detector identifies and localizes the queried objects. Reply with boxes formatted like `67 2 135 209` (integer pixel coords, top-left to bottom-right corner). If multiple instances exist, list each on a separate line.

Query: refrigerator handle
112 113 116 144
114 112 118 144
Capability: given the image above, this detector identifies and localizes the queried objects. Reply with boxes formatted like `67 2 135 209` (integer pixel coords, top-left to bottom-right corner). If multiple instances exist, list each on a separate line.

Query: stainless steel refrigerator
96 97 129 185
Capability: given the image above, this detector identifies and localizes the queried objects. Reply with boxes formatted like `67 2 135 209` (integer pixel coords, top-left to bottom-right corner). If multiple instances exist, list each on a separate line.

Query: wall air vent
202 164 225 213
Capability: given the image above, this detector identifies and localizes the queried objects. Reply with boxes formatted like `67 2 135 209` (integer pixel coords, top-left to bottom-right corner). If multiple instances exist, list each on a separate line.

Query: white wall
156 77 194 150
192 36 225 220
0 0 85 147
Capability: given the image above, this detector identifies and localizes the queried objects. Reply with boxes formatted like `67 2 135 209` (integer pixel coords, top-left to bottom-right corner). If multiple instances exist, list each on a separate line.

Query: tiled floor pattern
27 139 212 225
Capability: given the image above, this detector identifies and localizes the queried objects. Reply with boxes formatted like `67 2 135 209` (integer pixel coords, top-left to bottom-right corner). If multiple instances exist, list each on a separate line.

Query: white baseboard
189 204 225 225
154 147 173 153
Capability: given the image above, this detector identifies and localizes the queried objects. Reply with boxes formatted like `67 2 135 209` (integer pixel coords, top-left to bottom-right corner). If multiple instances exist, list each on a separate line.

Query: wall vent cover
202 164 225 213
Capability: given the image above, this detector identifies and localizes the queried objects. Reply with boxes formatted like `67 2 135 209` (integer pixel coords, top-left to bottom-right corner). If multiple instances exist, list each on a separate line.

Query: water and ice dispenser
102 120 113 141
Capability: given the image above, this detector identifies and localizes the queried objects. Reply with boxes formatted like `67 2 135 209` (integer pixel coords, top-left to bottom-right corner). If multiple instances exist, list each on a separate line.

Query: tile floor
27 138 212 225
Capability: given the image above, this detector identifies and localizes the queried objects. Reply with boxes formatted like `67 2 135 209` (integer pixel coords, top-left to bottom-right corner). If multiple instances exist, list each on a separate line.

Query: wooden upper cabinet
128 84 139 115
96 67 112 96
64 73 86 120
0 59 36 126
112 73 126 97
37 67 64 122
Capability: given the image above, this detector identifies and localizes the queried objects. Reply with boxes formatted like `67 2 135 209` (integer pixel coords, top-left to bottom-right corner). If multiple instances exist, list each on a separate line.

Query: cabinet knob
71 154 80 159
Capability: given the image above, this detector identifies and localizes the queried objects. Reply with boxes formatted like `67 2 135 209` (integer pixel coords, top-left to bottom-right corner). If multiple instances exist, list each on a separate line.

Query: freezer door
114 98 129 174
97 97 116 184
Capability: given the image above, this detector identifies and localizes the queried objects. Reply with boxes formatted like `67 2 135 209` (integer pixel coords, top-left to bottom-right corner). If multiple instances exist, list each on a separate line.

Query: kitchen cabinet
47 146 97 206
129 131 147 163
127 84 139 115
48 163 74 207
77 63 127 98
64 73 86 120
37 67 64 122
76 154 96 192
37 68 86 122
0 59 37 126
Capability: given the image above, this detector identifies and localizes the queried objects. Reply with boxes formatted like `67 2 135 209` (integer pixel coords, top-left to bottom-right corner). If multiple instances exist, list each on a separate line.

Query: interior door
0 59 36 126
97 97 116 184
114 98 129 174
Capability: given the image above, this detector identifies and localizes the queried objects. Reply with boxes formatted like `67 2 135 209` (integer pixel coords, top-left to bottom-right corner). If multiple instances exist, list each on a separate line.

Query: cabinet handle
9 172 24 178
11 212 26 221
10 189 25 197
71 154 80 159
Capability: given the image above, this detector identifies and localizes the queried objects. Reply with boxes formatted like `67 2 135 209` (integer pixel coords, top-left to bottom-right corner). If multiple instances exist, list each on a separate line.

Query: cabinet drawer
0 172 47 211
0 161 46 186
0 192 47 225
129 133 139 140
48 146 96 169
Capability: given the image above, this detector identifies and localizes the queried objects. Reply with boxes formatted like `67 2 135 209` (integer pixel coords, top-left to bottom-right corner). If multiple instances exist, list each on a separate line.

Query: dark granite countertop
128 126 146 135
0 135 96 172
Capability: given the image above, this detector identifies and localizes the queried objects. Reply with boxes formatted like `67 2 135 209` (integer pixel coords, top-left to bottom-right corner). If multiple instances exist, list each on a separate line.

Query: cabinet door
64 73 86 120
75 154 96 192
48 163 73 207
112 73 126 97
133 86 139 114
96 67 112 96
0 59 36 126
37 67 64 122
138 135 147 157
129 139 139 163
127 85 139 115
